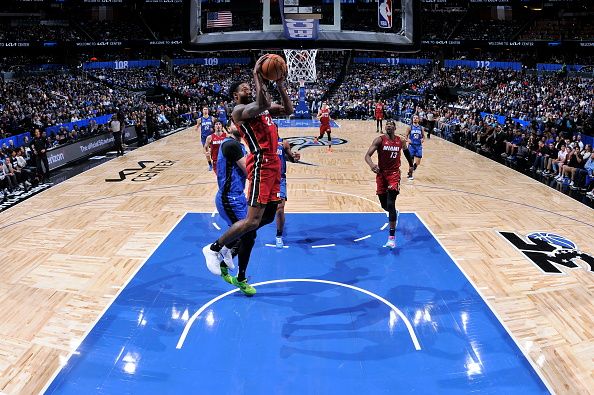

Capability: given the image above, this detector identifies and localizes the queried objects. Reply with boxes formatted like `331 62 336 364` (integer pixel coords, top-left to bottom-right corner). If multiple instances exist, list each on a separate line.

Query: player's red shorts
376 170 401 195
246 154 281 206
319 124 331 134
212 160 218 174
375 114 383 120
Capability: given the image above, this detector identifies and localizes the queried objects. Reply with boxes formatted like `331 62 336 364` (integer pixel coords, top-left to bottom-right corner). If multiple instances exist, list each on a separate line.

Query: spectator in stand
14 148 32 189
561 147 584 186
574 146 594 196
135 116 146 147
0 159 13 201
2 157 18 193
567 144 592 190
530 140 548 172
549 145 568 180
502 129 525 159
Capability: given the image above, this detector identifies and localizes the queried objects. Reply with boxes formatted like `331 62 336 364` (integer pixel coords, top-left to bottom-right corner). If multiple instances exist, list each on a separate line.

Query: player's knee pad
326 132 331 142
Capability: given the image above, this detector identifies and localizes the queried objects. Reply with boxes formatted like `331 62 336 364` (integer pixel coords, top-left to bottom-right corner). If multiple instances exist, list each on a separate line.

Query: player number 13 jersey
378 135 402 172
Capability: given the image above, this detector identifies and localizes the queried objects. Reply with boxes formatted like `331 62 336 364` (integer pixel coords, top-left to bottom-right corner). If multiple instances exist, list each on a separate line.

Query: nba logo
378 0 392 29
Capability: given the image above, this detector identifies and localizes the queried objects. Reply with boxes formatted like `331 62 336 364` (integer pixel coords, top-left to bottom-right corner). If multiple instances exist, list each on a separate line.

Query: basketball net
283 49 318 83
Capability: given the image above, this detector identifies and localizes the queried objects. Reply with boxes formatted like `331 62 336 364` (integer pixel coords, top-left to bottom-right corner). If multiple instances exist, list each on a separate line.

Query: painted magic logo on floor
284 136 348 151
500 231 594 274
105 160 177 182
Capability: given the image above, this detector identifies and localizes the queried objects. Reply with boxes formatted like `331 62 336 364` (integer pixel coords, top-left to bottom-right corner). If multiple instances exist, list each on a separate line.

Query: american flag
206 11 233 28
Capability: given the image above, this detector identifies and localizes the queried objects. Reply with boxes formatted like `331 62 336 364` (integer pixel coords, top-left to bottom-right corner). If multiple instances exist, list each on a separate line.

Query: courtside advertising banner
378 0 392 29
47 126 137 171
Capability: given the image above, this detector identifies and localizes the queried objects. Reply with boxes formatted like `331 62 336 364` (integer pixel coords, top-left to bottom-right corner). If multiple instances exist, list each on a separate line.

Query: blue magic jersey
217 138 247 197
217 105 228 124
200 116 214 138
410 124 423 145
277 137 287 177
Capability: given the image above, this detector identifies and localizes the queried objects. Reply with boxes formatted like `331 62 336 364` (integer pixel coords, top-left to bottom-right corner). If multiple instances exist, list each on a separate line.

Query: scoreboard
282 0 323 20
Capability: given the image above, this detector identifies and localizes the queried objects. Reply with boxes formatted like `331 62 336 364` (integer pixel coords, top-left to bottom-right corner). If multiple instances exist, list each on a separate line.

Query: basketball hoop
283 49 318 83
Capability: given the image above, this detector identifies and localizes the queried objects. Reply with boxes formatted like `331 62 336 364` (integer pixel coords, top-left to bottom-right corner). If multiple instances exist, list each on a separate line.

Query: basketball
260 54 287 81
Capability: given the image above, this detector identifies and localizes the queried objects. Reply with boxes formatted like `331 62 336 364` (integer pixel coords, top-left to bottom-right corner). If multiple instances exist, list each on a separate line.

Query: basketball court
0 121 592 394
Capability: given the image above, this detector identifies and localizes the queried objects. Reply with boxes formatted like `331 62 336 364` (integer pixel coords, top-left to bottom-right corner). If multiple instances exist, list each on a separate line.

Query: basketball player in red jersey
204 120 227 174
365 120 414 248
315 102 333 152
375 99 385 133
203 55 294 295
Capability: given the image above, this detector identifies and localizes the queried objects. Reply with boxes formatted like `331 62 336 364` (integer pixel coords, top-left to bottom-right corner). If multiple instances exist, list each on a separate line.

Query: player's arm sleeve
221 140 244 162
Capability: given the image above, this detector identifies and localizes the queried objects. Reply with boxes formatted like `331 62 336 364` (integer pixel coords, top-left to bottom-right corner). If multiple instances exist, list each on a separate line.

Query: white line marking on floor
311 244 335 248
177 278 421 351
265 244 289 249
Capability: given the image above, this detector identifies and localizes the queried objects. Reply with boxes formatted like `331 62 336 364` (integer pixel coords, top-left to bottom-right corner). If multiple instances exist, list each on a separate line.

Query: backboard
184 0 419 52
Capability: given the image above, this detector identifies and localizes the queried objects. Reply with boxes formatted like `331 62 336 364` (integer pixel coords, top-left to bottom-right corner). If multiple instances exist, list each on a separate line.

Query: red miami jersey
236 111 281 206
378 134 402 172
319 108 331 126
238 111 279 158
375 103 384 119
210 132 227 162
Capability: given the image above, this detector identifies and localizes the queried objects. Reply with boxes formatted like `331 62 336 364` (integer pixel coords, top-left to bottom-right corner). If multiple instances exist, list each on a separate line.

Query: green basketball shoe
220 265 233 284
231 276 256 296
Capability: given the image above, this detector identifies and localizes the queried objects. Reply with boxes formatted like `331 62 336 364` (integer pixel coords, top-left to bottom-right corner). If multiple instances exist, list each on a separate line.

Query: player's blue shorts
279 177 287 200
201 134 209 146
215 193 247 227
409 144 423 158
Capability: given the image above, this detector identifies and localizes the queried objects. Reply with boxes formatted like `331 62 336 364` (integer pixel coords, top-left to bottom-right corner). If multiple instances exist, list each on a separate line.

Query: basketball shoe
383 236 396 249
231 277 256 296
203 244 222 275
220 266 233 284
407 169 414 180
220 246 235 269
276 236 284 248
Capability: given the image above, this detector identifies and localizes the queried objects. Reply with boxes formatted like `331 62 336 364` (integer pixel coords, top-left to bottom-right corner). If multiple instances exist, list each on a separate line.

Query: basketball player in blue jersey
405 114 425 180
275 137 300 248
196 106 215 170
217 101 229 129
213 127 250 287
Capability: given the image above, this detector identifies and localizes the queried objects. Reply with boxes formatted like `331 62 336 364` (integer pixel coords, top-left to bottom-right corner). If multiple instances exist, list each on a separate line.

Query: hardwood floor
0 120 592 394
